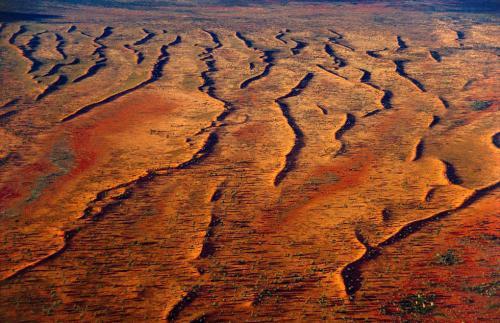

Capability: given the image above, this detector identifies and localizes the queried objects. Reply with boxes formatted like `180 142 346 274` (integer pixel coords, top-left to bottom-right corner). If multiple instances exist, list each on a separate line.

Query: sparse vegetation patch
470 100 492 111
435 249 460 266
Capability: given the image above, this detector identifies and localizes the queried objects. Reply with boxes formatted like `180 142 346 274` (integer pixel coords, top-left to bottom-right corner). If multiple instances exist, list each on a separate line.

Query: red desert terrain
0 0 498 321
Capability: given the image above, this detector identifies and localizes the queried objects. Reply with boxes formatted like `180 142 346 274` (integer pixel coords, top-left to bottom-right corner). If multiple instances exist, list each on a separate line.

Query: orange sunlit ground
0 0 498 321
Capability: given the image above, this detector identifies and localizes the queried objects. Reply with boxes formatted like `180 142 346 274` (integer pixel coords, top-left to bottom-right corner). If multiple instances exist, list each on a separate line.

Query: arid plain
0 0 499 321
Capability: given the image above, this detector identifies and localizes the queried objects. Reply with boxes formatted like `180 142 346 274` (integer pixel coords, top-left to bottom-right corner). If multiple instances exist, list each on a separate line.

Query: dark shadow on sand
0 11 61 22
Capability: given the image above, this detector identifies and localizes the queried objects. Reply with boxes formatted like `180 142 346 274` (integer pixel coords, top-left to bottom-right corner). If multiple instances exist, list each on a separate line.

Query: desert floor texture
0 0 499 321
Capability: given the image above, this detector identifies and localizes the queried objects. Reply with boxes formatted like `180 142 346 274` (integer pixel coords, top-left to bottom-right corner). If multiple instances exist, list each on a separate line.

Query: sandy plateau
0 0 499 321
